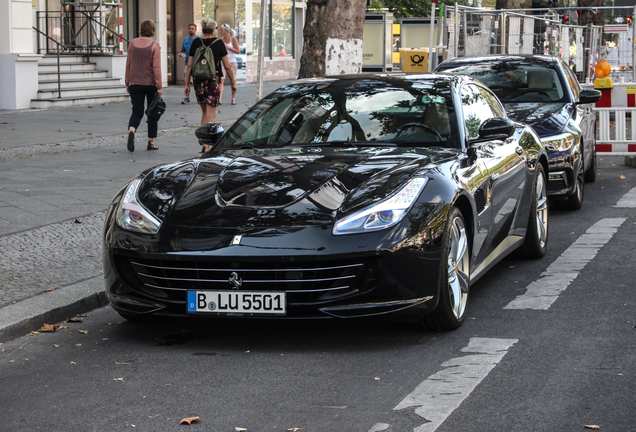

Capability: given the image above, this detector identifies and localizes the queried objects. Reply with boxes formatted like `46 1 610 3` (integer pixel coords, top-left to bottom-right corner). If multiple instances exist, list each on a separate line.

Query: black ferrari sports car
435 55 602 210
103 73 549 330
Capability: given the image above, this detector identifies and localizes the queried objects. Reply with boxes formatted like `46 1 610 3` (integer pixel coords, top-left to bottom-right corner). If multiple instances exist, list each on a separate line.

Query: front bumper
103 207 449 322
546 147 580 196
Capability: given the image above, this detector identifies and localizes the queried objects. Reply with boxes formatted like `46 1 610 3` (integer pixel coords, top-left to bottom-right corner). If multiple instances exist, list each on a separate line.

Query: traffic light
627 16 632 24
562 14 569 24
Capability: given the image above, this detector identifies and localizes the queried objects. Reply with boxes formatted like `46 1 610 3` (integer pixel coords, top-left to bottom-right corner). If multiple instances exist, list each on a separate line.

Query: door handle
515 146 523 155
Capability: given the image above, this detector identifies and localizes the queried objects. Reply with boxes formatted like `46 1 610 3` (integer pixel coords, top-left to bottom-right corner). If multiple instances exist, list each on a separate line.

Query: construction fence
423 5 636 83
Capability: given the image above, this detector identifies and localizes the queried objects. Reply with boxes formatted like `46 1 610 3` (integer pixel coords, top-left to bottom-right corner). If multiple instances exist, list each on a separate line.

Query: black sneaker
181 98 190 104
127 131 135 152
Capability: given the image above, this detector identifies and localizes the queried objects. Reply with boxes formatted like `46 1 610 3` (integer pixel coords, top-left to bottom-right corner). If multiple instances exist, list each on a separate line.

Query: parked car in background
236 45 246 69
436 55 601 210
104 73 549 330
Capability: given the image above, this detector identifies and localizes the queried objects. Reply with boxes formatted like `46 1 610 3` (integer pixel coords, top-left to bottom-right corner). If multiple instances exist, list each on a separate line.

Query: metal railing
32 26 69 99
35 7 128 55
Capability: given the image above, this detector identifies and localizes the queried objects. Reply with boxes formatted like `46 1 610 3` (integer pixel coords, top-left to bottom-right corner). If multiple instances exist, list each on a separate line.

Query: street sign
605 24 630 33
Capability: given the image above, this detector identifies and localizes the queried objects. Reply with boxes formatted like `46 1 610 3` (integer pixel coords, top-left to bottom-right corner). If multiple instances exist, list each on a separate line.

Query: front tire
515 163 548 259
417 207 470 330
585 142 597 183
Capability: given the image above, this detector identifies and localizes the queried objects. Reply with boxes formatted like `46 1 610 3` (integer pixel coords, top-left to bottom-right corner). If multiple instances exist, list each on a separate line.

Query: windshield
218 79 460 149
439 62 566 103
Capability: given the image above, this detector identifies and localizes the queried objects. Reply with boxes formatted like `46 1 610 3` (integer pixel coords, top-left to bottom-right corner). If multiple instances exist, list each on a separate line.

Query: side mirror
195 122 224 147
477 117 516 140
577 89 602 105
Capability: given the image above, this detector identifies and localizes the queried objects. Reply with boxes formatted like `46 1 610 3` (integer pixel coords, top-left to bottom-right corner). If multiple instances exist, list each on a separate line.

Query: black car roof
287 72 472 87
437 54 561 69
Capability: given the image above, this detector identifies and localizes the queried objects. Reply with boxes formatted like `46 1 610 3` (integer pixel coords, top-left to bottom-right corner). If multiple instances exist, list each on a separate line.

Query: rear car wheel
417 207 470 330
515 163 548 259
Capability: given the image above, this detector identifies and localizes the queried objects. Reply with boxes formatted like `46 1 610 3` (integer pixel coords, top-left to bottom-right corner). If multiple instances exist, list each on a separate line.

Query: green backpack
192 38 222 80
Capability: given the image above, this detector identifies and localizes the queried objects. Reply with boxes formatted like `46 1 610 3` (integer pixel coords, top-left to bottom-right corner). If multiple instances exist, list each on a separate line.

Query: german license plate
187 290 286 316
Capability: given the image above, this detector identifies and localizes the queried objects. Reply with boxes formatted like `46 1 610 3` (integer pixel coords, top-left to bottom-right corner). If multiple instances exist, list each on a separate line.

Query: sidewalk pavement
0 80 291 342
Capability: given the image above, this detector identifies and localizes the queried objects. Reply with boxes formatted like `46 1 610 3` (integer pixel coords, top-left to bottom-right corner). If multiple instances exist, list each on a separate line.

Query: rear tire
515 163 548 259
417 207 470 331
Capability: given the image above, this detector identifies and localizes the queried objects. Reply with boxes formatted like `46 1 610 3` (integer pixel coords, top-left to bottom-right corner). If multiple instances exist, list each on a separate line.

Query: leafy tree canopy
369 0 472 20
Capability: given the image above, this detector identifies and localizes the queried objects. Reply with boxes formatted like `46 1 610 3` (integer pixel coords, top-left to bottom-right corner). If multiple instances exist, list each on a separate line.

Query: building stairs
32 55 129 109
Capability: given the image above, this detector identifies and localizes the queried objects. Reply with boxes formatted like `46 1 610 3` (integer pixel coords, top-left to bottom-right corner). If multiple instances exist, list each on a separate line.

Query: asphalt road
0 155 634 431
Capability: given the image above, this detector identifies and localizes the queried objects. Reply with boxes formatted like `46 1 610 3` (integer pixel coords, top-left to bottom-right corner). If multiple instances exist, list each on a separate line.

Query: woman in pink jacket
125 19 162 152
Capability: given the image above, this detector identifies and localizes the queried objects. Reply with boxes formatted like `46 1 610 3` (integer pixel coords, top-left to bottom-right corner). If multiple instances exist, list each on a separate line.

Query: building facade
0 0 306 109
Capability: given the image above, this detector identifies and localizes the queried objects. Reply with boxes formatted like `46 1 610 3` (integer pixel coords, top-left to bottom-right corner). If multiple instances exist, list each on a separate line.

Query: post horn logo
410 54 426 67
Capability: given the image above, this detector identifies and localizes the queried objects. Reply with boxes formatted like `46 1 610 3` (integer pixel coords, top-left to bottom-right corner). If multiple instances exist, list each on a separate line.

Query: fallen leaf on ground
39 324 61 332
45 287 56 292
86 254 95 257
59 129 64 131
74 217 82 223
53 344 60 348
235 428 247 431
585 426 601 430
114 378 124 381
87 132 92 135
78 330 89 334
66 318 82 323
619 175 626 179
286 428 306 431
180 417 201 425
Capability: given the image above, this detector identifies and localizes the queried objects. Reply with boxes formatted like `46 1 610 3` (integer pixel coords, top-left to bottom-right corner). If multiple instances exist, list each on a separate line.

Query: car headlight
333 178 428 235
115 178 162 234
541 133 576 151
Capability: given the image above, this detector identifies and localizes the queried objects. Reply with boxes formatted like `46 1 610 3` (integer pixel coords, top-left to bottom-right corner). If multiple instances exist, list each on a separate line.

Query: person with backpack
184 17 237 151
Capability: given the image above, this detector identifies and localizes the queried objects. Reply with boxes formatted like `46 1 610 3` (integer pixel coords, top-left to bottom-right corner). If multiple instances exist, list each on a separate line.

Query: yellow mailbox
400 48 429 72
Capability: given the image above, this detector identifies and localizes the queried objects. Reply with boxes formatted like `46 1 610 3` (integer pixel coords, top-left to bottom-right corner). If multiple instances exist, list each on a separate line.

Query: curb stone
0 277 106 342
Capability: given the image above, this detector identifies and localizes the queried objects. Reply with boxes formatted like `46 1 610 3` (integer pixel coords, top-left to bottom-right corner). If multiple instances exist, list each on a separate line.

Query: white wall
137 0 168 87
0 54 40 109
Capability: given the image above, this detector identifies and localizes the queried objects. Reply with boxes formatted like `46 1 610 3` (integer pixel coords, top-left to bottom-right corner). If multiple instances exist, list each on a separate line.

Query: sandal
147 141 159 150
231 100 236 105
127 131 135 152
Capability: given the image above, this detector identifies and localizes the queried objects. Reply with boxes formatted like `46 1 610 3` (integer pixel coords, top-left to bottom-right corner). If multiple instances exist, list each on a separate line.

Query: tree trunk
298 0 368 78
578 0 604 27
495 0 532 10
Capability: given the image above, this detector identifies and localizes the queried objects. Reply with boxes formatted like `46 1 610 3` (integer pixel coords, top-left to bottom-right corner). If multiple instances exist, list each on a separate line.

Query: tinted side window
479 86 505 118
461 84 497 139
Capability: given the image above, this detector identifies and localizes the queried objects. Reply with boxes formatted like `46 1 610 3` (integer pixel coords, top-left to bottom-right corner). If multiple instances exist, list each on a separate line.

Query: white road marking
369 338 518 432
615 186 636 208
504 218 626 310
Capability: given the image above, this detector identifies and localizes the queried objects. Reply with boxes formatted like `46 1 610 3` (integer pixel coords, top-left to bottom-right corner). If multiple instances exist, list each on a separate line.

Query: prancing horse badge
231 235 242 245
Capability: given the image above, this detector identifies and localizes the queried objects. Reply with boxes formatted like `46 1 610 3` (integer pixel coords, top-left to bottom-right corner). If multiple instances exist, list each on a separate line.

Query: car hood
503 102 571 137
144 147 455 229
